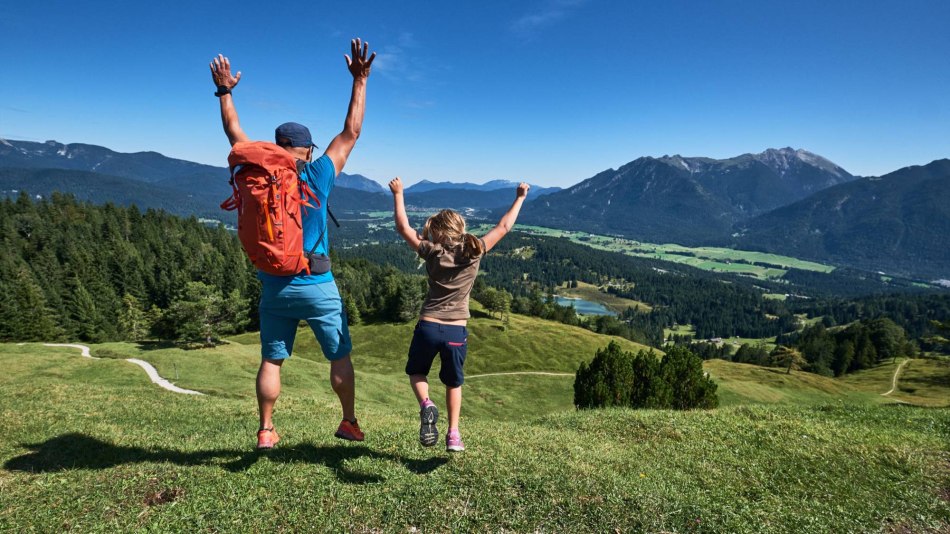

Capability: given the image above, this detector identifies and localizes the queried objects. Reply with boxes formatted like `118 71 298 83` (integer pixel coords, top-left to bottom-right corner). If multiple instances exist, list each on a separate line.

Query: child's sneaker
257 427 279 450
335 419 365 442
446 429 465 452
419 400 439 447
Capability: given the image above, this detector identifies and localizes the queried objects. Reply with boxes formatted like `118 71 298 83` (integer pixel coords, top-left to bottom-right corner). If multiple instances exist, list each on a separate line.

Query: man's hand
345 38 376 79
388 177 404 196
210 54 242 91
516 182 530 198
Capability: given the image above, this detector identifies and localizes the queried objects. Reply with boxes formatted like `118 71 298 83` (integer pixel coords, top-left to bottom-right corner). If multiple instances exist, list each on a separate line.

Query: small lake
554 296 617 316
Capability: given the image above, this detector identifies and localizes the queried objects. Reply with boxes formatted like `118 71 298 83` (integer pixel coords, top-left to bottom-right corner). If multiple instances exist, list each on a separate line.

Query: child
388 177 530 451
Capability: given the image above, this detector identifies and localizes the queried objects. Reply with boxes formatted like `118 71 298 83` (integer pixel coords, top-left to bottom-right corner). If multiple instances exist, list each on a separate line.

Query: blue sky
1 0 948 186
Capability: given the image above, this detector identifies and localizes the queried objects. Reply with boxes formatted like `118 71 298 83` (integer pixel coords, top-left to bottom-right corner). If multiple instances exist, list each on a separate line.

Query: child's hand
389 177 404 195
516 182 530 198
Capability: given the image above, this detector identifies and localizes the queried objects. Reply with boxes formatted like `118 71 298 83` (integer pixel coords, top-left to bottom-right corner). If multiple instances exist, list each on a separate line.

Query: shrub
574 342 718 410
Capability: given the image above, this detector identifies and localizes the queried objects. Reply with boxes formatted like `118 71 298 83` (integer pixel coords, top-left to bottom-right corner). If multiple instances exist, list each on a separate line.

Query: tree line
0 193 257 345
574 342 718 410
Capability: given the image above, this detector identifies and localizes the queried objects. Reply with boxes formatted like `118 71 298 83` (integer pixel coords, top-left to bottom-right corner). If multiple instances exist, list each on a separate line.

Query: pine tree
64 277 103 342
12 267 60 341
118 294 149 341
660 345 719 409
165 282 223 346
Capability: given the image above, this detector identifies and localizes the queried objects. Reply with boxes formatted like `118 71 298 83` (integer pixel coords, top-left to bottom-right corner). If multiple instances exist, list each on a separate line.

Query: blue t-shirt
258 154 337 287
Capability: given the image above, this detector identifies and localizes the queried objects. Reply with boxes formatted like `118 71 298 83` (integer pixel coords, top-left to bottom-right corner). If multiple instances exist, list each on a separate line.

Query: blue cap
275 122 318 148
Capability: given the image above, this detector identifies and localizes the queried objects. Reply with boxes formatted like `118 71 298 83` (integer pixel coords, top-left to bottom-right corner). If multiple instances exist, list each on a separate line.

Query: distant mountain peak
752 147 850 178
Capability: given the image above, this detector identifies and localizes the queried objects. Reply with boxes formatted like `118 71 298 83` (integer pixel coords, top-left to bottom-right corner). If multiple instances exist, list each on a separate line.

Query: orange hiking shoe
334 419 365 442
257 427 280 450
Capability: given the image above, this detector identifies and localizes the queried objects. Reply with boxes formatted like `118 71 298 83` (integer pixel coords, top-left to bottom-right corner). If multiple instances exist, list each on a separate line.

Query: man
209 39 375 449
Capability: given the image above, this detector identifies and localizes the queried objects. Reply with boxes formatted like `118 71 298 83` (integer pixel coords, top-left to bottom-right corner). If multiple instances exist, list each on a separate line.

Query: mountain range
406 179 560 197
0 139 547 211
2 139 947 279
515 148 856 244
735 159 950 279
0 139 387 202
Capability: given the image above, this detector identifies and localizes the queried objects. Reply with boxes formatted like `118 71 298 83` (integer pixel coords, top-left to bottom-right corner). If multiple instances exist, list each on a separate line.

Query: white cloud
511 0 589 35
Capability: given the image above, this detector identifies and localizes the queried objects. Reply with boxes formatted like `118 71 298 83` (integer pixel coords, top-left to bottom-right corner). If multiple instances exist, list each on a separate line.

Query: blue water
554 296 617 316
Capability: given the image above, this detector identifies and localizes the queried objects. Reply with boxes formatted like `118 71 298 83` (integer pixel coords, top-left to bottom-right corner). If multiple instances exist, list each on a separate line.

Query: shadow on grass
133 341 180 351
5 433 448 484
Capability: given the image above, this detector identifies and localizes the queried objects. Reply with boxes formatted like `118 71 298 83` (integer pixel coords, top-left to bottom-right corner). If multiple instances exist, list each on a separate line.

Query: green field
841 357 950 408
2 311 949 532
481 224 836 281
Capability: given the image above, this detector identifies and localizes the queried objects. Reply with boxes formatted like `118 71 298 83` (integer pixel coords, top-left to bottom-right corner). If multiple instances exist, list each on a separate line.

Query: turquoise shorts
259 280 352 361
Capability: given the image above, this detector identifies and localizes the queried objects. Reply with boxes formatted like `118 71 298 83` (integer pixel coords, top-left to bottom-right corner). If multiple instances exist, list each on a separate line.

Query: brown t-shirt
417 239 484 320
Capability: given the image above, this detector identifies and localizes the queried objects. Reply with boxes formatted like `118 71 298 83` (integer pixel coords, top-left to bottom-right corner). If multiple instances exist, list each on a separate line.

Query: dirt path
466 371 574 379
882 358 910 397
42 343 204 396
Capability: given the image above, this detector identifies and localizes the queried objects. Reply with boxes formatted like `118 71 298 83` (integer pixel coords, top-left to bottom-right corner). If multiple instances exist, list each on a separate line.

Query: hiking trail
43 343 204 396
882 358 910 397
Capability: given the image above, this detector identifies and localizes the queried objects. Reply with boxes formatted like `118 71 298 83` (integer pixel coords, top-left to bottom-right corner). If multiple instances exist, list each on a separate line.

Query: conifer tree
12 267 60 341
118 294 149 341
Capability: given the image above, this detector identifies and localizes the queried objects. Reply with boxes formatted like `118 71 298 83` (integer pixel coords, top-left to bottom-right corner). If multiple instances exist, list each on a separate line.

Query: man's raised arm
210 54 250 146
325 38 376 174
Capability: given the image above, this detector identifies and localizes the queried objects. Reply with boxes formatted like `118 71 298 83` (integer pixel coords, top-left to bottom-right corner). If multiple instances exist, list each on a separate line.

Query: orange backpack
220 141 320 276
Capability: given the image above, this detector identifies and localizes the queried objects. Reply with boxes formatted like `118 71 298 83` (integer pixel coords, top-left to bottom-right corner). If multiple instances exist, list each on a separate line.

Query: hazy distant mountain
0 166 392 220
336 172 385 193
402 189 519 209
516 148 856 244
407 179 560 197
0 167 225 219
0 138 227 184
736 159 950 279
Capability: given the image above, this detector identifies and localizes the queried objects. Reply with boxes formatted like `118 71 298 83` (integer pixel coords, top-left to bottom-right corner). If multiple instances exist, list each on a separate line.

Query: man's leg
257 358 284 429
330 355 356 422
257 296 297 437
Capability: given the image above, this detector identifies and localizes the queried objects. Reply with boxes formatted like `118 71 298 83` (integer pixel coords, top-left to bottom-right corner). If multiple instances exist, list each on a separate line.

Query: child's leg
446 386 462 430
410 374 430 404
406 321 440 403
439 324 468 432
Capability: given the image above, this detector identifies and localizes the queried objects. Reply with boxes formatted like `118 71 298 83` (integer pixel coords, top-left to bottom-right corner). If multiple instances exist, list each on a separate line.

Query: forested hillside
737 159 950 279
0 193 258 343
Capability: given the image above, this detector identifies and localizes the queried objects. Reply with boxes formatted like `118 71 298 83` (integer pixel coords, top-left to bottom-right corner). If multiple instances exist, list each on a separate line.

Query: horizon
7 136 921 188
2 1 948 187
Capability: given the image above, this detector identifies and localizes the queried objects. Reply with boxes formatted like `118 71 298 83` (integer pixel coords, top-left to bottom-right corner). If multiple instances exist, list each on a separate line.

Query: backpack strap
219 164 243 211
295 159 342 258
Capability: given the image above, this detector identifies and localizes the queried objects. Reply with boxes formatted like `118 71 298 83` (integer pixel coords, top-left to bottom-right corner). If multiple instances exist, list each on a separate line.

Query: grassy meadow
491 225 836 281
1 310 949 532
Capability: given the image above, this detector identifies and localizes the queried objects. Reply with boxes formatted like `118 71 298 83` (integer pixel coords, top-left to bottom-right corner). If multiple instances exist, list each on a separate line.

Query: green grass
887 358 950 407
839 359 907 396
1 343 949 532
804 358 950 408
482 224 836 281
2 313 950 532
704 359 885 406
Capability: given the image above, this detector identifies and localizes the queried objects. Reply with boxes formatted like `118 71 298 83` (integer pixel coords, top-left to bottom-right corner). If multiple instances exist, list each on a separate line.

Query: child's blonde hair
422 209 484 260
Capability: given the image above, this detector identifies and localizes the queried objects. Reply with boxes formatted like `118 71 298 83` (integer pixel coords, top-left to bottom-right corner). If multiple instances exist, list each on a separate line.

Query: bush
574 342 718 410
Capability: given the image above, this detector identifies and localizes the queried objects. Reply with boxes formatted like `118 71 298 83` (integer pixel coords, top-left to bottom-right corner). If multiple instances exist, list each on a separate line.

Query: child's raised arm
389 177 422 250
481 182 530 252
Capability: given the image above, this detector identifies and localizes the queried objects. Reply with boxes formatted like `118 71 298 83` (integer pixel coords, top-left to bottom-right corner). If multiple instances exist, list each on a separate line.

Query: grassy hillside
231 302 655 377
2 342 949 532
705 359 884 406
841 357 950 408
